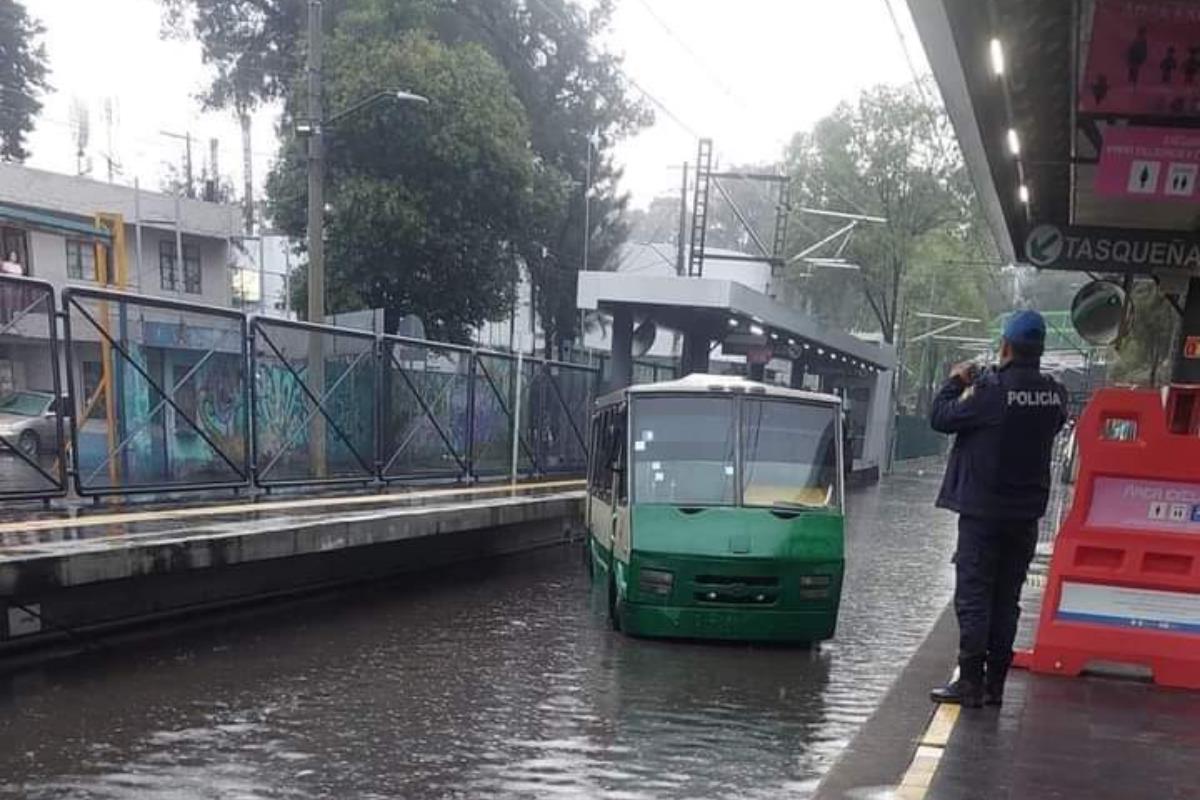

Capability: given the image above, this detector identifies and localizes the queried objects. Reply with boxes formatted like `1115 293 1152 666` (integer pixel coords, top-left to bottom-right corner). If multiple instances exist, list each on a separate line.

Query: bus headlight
638 568 675 597
799 574 832 599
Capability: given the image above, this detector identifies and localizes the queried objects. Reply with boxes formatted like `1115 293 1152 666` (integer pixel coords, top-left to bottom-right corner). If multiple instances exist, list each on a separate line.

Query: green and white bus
586 374 846 642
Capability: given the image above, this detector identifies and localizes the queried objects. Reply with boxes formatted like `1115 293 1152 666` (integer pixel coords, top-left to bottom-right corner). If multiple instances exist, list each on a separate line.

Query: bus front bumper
619 602 837 643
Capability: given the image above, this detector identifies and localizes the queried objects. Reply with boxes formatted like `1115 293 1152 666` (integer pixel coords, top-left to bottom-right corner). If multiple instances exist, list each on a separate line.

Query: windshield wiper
770 500 827 511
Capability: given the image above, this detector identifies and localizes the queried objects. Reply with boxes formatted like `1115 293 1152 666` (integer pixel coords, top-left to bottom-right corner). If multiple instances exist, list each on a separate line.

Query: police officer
929 310 1067 708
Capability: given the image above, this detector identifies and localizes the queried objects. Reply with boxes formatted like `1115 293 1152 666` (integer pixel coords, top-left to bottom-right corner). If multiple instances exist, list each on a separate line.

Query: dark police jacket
931 361 1067 521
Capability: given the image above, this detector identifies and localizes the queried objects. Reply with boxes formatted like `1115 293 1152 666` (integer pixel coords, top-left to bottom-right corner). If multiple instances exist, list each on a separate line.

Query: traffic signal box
1017 386 1200 689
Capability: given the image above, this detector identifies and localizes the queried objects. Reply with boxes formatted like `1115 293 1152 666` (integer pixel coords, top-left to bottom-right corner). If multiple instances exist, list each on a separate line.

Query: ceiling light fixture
990 38 1005 76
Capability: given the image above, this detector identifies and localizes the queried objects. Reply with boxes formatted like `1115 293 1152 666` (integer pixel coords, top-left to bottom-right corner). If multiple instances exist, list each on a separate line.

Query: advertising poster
1080 0 1200 117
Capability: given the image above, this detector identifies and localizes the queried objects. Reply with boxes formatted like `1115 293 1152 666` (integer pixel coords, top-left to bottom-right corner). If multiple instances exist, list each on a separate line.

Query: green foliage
268 31 533 342
444 0 652 355
782 82 989 344
159 0 650 352
0 0 50 162
1111 281 1178 387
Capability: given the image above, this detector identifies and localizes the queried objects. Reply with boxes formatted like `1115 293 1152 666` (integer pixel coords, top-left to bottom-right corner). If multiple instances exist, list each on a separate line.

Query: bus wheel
583 538 593 577
608 576 622 632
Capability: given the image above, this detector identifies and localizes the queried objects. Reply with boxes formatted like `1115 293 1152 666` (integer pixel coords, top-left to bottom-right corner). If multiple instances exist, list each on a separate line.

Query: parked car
0 390 68 457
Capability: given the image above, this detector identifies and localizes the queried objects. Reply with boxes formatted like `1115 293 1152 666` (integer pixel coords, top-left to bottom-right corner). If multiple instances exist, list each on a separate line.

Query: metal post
133 178 143 291
241 109 255 235
259 235 267 314
173 192 184 293
582 133 593 274
676 162 688 275
283 249 292 317
306 0 325 325
609 306 634 391
185 133 194 198
511 351 524 487
465 351 477 482
305 0 327 475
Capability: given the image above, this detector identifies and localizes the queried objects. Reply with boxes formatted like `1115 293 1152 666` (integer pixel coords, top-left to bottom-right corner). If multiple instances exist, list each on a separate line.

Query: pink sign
1087 476 1200 534
1080 0 1200 118
1095 126 1200 200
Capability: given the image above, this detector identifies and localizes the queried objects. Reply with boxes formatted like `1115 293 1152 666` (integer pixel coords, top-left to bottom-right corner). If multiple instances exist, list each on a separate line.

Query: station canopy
909 0 1200 282
577 271 895 372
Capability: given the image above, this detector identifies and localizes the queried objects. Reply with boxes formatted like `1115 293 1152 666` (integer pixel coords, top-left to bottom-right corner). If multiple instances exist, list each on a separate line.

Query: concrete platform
0 481 584 660
815 557 1200 800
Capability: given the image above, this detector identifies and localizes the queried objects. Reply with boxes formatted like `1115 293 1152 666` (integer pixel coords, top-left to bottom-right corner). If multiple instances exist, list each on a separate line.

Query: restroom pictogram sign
1097 127 1200 202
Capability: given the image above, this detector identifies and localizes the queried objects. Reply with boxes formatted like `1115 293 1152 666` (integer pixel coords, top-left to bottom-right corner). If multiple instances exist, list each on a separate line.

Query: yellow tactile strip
894 701 960 799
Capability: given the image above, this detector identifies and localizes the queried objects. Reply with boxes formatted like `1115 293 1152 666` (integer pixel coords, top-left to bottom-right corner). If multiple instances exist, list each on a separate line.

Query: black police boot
930 658 984 708
984 661 1009 706
930 678 983 708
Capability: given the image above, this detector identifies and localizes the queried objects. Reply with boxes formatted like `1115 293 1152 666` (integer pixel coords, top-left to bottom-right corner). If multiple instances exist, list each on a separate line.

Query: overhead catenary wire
523 0 703 140
630 0 751 112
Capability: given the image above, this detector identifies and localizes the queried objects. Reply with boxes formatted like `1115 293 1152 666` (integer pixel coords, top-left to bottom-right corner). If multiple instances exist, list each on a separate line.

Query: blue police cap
1003 309 1046 347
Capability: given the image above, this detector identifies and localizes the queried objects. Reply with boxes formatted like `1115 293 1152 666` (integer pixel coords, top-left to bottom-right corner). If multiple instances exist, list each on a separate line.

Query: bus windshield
741 399 839 510
632 395 736 505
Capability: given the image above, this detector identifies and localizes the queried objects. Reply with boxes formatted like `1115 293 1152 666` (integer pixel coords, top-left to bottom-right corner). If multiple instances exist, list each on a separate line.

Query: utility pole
582 131 596 273
676 161 688 275
185 133 194 198
304 0 327 476
306 0 325 326
208 138 220 201
240 109 255 234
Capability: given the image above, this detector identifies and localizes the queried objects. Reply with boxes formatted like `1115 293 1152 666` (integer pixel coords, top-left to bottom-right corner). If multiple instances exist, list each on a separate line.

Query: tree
782 83 980 344
1111 281 1178 387
627 195 683 247
702 164 782 255
268 30 534 341
0 0 50 162
443 0 651 356
160 0 651 354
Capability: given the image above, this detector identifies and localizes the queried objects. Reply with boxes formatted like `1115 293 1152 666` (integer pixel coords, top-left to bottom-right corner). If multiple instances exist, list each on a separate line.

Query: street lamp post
298 1 428 478
299 85 430 325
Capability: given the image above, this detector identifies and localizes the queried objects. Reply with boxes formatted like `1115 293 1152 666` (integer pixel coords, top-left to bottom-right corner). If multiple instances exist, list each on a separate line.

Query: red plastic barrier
1019 386 1200 689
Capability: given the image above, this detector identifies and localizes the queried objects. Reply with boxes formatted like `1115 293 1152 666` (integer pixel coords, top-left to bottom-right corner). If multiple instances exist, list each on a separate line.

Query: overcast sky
21 0 928 210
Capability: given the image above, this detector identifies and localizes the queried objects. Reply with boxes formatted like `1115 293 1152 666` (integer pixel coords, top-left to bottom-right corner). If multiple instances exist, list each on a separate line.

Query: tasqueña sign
1025 223 1200 274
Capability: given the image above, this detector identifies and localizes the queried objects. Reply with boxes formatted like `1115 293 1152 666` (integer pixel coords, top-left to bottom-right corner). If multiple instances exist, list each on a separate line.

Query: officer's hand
949 361 978 384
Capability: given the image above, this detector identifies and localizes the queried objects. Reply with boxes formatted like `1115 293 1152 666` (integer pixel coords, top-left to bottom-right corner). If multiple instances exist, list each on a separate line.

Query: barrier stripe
0 480 585 536
894 700 960 799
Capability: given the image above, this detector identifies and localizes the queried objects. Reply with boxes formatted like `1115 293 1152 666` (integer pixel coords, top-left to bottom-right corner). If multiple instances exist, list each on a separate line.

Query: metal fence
0 281 597 502
0 275 67 500
64 287 251 497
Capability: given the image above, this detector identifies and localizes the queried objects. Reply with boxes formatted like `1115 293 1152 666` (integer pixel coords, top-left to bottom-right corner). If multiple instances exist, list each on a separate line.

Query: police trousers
953 515 1039 672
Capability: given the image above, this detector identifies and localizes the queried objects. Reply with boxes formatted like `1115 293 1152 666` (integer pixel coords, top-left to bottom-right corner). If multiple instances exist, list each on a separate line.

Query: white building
0 162 241 307
0 165 244 480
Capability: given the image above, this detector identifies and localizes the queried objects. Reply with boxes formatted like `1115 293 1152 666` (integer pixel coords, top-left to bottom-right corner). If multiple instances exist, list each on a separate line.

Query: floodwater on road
0 468 957 799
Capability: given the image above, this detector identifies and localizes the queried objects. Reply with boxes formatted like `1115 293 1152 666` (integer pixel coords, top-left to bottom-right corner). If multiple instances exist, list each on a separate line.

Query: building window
1 227 31 275
159 240 202 294
159 240 177 291
182 244 201 294
65 240 96 280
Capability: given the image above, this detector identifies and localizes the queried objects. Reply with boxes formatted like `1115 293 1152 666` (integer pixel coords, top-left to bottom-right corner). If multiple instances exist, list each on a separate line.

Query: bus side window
613 407 628 505
598 409 614 502
588 413 604 493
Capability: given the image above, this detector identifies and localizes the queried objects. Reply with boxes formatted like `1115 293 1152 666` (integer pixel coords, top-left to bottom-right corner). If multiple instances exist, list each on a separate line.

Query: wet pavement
0 468 957 799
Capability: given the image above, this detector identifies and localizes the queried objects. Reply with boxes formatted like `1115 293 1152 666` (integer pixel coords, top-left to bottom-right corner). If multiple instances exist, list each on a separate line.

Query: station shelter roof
577 271 895 372
907 0 1200 280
